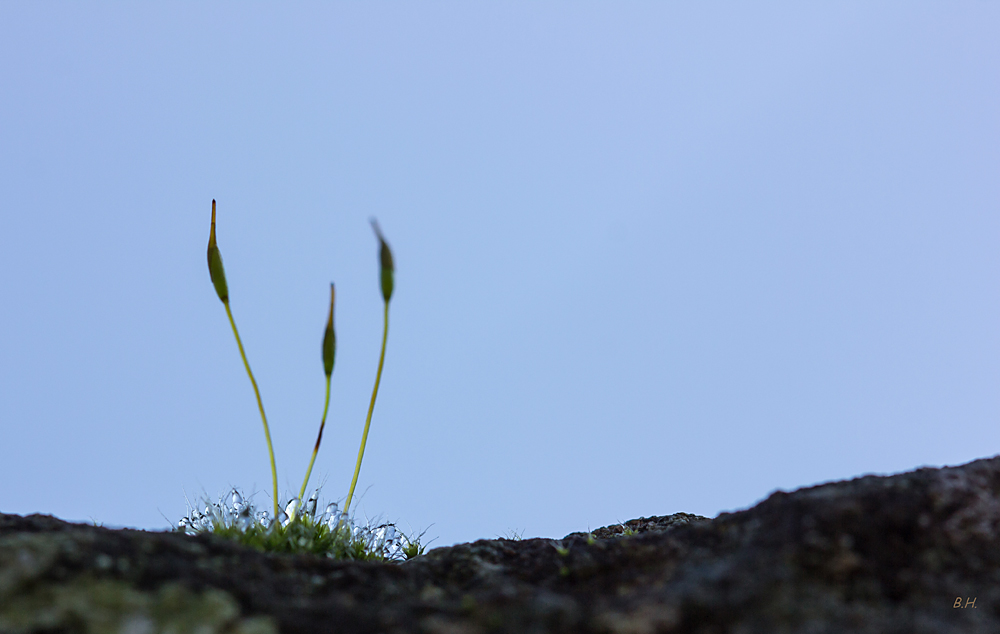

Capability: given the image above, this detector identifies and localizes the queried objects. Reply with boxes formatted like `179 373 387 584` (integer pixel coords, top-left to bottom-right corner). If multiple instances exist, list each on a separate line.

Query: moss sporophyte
187 200 418 560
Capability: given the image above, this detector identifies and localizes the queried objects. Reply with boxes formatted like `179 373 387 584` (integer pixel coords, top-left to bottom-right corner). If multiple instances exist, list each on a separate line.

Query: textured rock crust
4 456 1000 633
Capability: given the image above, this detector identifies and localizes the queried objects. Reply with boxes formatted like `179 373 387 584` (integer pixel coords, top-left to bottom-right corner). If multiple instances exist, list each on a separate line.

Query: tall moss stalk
344 220 394 514
293 283 336 521
207 200 280 519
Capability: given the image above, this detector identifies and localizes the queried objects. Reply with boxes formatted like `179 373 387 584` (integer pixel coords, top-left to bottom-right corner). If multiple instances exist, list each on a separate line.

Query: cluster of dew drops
177 489 406 560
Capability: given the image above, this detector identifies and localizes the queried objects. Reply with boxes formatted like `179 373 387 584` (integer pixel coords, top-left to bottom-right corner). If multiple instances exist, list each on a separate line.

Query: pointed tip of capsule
327 283 335 329
370 218 394 272
207 199 229 302
209 200 218 246
323 283 336 376
370 218 395 302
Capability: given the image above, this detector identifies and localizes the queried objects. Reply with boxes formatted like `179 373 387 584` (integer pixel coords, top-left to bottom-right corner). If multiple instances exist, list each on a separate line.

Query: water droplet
336 512 353 533
303 495 317 518
190 510 203 527
284 498 300 519
278 510 290 527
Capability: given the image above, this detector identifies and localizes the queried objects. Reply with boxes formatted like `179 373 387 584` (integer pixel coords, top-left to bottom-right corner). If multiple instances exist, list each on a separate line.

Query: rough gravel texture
3 456 1000 633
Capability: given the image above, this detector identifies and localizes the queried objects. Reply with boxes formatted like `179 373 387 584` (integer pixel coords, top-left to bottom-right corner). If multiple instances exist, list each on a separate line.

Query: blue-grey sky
1 3 997 549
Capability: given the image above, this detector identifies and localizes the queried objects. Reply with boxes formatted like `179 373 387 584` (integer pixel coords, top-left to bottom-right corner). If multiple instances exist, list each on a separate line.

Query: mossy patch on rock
0 530 275 633
1 576 274 634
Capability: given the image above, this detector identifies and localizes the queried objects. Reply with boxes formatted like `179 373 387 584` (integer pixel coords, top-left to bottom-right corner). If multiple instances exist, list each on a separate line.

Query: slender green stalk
296 375 331 509
345 220 394 515
208 200 279 520
345 300 389 513
294 284 337 522
223 302 280 520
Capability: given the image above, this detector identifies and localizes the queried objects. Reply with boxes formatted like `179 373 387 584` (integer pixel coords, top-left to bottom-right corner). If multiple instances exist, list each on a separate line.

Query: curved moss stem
224 300 279 520
294 374 332 522
345 300 389 514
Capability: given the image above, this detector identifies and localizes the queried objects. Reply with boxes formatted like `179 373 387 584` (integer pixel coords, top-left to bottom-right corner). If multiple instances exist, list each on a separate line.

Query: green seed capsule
323 283 336 377
371 219 394 302
207 200 229 303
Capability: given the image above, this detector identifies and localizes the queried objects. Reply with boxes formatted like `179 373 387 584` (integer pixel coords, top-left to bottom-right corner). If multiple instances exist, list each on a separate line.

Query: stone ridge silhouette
3 456 1000 632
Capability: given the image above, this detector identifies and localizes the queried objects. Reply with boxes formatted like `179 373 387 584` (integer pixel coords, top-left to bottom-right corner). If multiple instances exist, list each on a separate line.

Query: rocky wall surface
3 456 1000 633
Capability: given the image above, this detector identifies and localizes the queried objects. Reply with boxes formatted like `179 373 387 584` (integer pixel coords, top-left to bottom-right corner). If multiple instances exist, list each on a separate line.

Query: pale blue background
1 3 997 549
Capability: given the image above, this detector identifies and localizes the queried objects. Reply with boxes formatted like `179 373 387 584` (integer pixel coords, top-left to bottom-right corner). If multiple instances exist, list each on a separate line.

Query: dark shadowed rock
3 456 1000 633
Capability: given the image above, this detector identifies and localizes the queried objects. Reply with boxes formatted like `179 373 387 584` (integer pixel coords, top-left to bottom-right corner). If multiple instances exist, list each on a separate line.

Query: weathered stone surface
3 456 1000 633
